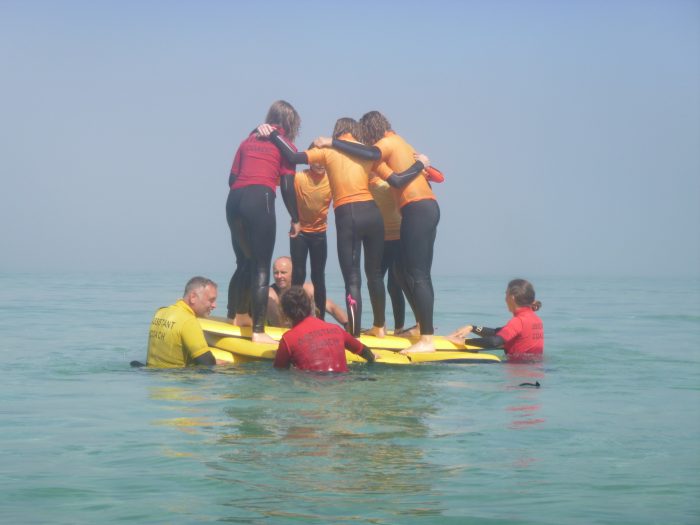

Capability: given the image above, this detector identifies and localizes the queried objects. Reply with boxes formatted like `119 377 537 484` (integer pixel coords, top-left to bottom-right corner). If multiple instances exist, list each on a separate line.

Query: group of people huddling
144 101 544 371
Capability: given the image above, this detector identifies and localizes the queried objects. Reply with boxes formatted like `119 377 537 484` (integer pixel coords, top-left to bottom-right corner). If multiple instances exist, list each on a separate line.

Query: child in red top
274 286 375 372
448 279 544 362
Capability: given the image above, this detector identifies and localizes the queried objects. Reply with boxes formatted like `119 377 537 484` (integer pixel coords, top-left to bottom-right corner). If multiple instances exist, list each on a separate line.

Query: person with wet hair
273 286 376 372
448 279 544 362
226 100 302 344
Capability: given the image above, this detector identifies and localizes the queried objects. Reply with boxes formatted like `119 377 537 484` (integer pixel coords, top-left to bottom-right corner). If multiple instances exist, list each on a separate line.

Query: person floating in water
447 279 544 363
273 286 376 372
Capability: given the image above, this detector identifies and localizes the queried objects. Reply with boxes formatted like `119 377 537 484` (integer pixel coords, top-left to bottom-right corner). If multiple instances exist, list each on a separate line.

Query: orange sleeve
374 162 393 180
305 148 325 165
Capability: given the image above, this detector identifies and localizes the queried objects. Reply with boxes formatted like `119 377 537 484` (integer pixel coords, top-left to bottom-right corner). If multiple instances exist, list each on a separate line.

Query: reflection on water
142 361 553 521
505 363 546 430
146 365 457 521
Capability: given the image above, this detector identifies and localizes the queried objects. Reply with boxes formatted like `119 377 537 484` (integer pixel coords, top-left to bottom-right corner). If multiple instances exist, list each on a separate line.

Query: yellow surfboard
204 328 500 366
199 317 487 353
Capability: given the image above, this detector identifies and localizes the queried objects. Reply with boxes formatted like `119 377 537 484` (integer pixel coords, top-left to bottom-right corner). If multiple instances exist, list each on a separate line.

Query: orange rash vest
294 168 332 233
373 131 436 209
305 133 375 209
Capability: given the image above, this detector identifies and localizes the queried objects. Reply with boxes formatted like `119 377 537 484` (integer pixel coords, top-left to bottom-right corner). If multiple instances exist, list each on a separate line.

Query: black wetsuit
290 231 328 320
226 185 277 331
382 239 406 330
399 198 440 334
334 200 386 336
326 137 436 334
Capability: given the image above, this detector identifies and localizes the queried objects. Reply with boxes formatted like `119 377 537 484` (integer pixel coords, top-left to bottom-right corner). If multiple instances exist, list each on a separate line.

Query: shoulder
306 147 327 163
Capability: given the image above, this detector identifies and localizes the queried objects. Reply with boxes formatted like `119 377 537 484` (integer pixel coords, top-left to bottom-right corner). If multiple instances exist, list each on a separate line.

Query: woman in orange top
291 160 332 319
323 111 440 354
258 118 427 338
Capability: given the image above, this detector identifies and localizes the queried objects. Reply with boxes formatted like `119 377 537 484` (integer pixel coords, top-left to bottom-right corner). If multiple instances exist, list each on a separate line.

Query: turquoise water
1 272 698 524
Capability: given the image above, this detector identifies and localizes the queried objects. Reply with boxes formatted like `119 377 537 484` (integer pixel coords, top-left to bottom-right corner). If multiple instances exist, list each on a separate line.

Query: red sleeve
342 329 365 355
273 337 292 368
497 317 523 344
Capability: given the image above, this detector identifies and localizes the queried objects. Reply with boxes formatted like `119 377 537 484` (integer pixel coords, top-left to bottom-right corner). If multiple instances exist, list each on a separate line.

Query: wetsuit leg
306 231 328 320
359 203 386 330
228 185 277 332
226 189 252 318
383 240 406 329
335 203 363 336
290 232 309 286
400 199 440 335
392 243 417 322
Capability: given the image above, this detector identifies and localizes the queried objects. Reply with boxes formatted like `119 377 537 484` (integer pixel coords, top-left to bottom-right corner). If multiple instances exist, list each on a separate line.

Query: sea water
0 272 698 524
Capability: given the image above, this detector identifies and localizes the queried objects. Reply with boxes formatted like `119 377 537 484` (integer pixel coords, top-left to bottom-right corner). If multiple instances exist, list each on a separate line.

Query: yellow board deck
201 317 501 366
200 316 488 353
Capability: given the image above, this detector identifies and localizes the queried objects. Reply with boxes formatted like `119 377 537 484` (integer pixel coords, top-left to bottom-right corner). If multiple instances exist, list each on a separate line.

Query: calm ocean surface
1 272 698 524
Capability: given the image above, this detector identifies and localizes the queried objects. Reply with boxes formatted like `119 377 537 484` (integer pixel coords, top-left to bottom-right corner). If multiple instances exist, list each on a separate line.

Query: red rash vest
497 307 544 362
230 127 296 192
274 316 365 372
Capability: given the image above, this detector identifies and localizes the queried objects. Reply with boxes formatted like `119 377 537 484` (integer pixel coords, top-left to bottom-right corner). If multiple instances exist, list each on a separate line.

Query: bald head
272 257 293 291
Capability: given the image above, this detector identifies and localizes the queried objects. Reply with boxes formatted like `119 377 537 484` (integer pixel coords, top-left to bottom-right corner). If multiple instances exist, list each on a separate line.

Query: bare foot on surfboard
252 331 277 345
400 335 436 355
363 325 386 338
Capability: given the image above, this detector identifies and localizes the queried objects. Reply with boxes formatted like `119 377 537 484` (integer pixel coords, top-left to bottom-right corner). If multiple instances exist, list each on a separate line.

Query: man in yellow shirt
146 276 219 368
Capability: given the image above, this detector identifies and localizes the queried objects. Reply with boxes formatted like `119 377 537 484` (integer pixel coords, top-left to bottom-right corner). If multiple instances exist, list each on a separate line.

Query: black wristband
359 345 375 363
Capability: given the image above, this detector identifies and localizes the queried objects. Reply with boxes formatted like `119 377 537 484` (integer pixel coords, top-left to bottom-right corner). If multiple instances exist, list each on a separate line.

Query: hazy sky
1 0 698 277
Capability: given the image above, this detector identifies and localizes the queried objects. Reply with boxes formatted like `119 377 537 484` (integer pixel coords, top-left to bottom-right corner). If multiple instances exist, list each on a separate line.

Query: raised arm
326 138 382 161
257 124 309 165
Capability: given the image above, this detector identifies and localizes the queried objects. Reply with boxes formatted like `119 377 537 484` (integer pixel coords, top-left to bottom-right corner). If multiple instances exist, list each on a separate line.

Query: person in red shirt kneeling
274 286 376 372
447 279 544 363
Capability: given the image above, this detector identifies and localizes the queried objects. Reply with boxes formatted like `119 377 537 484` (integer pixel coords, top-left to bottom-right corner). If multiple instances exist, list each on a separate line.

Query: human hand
414 152 430 168
256 123 275 137
313 136 332 148
289 221 301 238
449 325 473 339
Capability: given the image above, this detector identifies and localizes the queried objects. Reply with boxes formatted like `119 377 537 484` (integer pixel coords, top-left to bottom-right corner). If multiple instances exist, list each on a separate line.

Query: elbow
386 175 401 188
